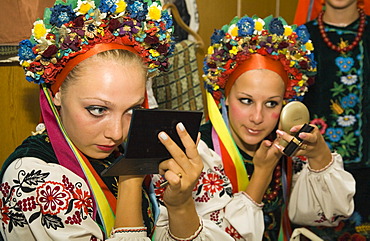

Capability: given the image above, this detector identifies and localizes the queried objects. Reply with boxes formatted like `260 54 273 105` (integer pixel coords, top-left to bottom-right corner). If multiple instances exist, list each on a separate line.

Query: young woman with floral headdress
0 0 204 240
152 15 356 240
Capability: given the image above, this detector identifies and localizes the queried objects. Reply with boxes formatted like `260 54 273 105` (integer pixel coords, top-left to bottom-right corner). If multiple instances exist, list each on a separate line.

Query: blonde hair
61 49 147 93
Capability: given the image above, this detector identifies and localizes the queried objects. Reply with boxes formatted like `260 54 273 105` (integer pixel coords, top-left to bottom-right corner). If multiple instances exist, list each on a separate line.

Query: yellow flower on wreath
32 20 48 41
148 2 162 20
115 0 127 14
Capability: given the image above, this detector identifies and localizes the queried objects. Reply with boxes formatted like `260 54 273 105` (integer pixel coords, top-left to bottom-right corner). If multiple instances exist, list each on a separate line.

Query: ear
53 90 62 107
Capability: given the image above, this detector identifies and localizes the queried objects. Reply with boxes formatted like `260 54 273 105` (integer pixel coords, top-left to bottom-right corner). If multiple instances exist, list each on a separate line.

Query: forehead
232 69 285 93
64 59 146 98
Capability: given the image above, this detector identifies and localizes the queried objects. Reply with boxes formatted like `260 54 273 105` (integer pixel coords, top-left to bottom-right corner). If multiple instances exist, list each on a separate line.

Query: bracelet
307 154 334 173
168 219 203 241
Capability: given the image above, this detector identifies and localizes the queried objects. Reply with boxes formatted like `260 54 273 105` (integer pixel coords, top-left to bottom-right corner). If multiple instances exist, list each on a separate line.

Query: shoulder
1 131 57 180
199 121 214 149
0 156 99 239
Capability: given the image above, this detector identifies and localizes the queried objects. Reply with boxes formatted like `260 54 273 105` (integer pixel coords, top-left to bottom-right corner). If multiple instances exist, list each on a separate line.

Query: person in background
0 0 203 240
152 15 356 240
302 0 370 240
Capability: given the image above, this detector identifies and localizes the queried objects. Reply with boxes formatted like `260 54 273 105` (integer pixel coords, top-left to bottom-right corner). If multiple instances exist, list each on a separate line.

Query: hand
276 124 332 170
253 140 282 174
157 122 203 209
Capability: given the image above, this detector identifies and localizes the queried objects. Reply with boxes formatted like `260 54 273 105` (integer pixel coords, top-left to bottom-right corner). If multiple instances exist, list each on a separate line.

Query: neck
323 4 359 27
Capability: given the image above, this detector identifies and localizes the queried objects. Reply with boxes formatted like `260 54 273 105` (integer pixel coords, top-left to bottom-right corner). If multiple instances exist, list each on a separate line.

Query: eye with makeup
240 98 253 105
265 100 280 108
85 106 107 117
125 105 143 115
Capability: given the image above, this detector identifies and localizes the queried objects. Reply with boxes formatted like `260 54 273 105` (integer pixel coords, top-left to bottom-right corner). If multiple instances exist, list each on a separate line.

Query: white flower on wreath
32 20 50 43
74 0 96 16
228 24 239 38
337 115 356 127
253 18 265 35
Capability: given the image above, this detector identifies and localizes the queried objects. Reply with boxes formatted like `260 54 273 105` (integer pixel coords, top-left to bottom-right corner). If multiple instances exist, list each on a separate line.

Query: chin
244 136 265 146
83 150 112 160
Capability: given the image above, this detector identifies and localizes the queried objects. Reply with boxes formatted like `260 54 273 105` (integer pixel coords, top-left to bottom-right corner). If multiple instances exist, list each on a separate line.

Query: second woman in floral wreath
152 15 356 240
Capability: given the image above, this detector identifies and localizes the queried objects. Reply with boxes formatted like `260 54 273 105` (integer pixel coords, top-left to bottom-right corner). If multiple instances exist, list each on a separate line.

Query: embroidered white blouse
152 140 356 241
0 157 150 241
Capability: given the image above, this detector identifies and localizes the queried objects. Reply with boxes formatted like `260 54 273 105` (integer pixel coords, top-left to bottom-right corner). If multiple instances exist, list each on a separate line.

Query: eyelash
86 106 107 117
85 105 144 117
240 98 279 108
126 105 143 115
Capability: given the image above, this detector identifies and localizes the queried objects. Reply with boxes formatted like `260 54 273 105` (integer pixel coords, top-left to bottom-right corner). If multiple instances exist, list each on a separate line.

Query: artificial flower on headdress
203 15 317 105
18 0 174 86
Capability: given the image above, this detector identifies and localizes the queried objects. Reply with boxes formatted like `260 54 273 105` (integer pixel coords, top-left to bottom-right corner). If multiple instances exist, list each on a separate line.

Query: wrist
165 197 195 214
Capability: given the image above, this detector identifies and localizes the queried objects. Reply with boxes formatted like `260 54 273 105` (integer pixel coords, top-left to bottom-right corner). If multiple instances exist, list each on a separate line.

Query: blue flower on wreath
99 0 117 13
127 1 148 21
335 56 354 72
268 18 284 35
341 93 358 108
296 25 310 44
18 39 36 61
50 4 76 28
325 127 344 142
237 17 254 36
161 10 173 29
210 29 225 45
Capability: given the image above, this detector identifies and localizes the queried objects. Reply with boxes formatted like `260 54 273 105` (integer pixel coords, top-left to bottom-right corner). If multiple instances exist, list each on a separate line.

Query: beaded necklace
318 8 366 53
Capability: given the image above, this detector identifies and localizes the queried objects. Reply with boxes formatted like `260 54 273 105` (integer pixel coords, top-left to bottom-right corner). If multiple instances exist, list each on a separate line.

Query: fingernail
274 143 282 150
178 122 185 131
159 132 168 140
299 132 307 139
276 129 284 136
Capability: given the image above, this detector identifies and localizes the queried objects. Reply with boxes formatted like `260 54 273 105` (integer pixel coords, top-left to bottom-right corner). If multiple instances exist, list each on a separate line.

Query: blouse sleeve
0 157 150 241
288 153 355 226
152 141 264 241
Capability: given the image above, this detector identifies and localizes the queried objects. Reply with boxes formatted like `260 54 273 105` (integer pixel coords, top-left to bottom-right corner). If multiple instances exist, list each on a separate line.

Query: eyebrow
238 92 283 100
82 96 145 108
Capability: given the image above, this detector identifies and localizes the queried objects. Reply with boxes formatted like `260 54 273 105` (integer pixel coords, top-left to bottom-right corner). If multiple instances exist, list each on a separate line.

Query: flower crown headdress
18 0 174 89
203 15 317 105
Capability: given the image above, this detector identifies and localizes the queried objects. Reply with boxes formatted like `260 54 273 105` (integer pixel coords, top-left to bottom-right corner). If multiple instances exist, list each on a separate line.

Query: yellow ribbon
43 86 115 236
206 92 249 191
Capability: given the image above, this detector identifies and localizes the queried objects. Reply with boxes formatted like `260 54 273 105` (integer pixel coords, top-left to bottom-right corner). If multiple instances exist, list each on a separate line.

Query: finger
175 123 203 177
158 158 183 176
176 122 200 160
276 129 293 143
158 123 199 173
297 127 318 144
195 132 201 146
161 170 182 188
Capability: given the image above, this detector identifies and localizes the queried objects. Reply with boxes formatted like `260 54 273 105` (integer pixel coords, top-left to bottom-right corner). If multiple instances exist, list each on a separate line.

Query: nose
104 115 127 143
249 105 264 125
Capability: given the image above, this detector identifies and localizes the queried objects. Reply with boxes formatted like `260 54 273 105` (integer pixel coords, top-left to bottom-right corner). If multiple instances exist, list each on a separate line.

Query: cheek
228 104 245 121
271 111 280 120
